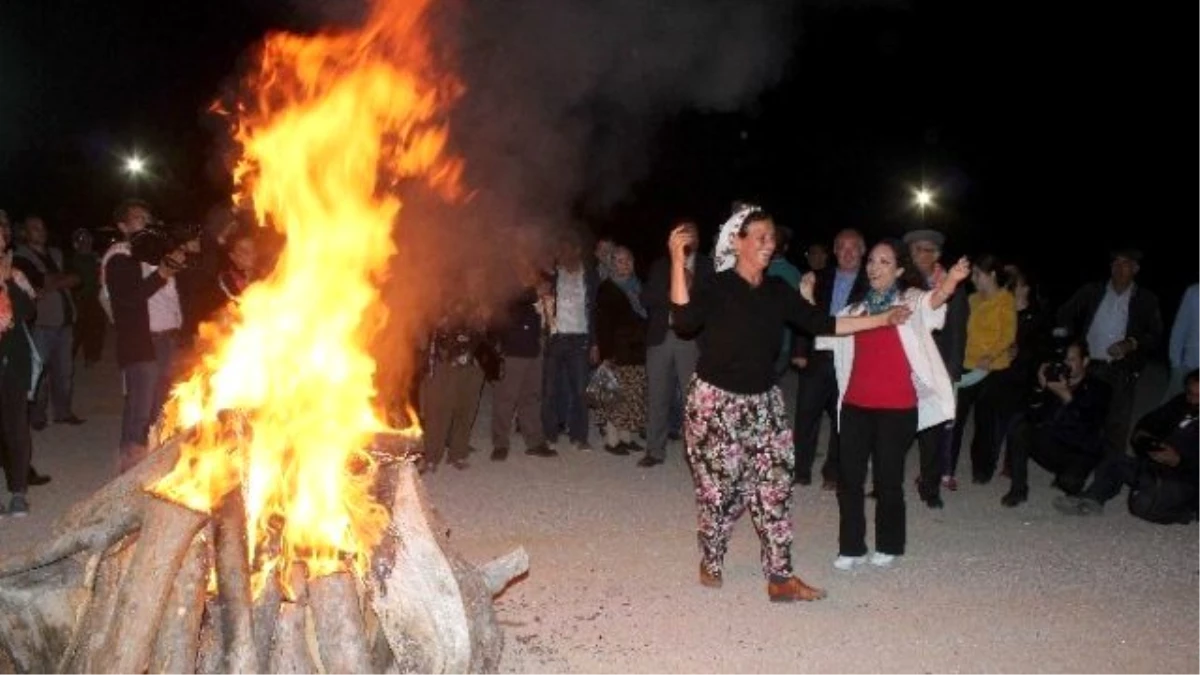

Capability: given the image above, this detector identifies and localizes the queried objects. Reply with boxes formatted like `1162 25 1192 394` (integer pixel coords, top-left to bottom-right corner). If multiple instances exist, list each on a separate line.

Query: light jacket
816 287 955 432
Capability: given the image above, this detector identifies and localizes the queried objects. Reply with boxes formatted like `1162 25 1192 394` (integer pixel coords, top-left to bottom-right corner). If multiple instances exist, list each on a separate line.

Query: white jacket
816 288 956 432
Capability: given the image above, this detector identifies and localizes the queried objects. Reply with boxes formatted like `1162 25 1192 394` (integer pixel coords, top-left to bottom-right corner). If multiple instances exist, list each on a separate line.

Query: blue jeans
542 334 590 444
119 332 178 470
31 324 76 425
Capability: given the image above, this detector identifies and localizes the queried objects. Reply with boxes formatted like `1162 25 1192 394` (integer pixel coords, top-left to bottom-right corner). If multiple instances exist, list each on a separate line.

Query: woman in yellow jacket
947 254 1016 487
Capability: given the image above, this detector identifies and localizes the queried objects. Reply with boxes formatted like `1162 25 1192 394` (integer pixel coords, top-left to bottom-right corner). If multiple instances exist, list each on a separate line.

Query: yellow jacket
964 289 1016 371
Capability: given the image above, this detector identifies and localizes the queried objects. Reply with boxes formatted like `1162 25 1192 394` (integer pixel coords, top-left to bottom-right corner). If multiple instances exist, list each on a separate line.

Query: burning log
0 446 528 674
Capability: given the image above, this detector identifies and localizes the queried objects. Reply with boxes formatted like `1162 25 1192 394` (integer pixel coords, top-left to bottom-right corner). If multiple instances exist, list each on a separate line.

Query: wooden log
94 497 207 673
309 571 373 673
478 547 530 597
149 532 209 673
195 597 225 675
268 569 319 675
0 438 182 578
214 490 262 674
0 555 90 673
372 458 508 672
64 541 135 673
252 568 283 657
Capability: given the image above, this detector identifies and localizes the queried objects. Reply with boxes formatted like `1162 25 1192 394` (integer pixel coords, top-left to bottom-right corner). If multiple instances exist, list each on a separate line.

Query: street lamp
913 186 934 221
124 155 147 177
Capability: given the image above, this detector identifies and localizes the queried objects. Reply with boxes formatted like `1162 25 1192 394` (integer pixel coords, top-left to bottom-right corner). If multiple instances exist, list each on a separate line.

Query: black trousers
1087 361 1138 460
916 422 951 500
837 404 917 556
793 357 840 482
1007 415 1102 495
0 372 32 494
949 374 1005 480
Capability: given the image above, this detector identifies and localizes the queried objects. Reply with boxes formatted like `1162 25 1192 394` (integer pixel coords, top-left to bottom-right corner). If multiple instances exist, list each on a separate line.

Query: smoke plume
446 0 797 233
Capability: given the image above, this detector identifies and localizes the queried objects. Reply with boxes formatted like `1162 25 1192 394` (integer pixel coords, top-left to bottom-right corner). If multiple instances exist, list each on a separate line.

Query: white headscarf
712 203 763 272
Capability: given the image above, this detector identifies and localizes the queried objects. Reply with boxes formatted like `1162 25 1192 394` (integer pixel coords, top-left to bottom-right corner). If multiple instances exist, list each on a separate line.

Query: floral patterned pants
685 376 795 581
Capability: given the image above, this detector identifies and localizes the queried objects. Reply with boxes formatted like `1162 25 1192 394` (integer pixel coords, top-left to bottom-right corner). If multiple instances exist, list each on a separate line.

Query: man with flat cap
905 228 970 508
1057 248 1163 461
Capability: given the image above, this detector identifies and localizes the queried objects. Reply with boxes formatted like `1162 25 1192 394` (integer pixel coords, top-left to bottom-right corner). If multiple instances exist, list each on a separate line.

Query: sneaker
490 447 509 461
604 443 630 456
833 555 867 571
7 494 29 518
524 444 558 458
868 552 895 568
637 456 664 468
941 476 958 491
1053 495 1103 516
576 442 593 452
448 458 469 470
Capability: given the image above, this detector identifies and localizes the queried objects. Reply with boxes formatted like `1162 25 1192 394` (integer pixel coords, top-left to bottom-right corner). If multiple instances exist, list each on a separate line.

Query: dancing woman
669 205 908 602
813 239 969 570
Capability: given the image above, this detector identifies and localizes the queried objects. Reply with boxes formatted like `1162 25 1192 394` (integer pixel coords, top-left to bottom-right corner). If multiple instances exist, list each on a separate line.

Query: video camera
1042 328 1072 383
129 221 203 269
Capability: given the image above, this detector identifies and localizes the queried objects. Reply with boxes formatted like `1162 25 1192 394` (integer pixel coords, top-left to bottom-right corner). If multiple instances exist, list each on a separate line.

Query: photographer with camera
102 199 197 474
1054 370 1198 523
1000 337 1110 506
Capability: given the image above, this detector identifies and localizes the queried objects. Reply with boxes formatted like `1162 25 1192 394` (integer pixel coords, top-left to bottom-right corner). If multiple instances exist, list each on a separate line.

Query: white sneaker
833 555 867 571
868 552 896 567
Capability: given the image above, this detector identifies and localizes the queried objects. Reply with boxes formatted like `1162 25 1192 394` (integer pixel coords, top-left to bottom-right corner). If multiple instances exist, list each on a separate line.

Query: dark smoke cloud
447 0 798 231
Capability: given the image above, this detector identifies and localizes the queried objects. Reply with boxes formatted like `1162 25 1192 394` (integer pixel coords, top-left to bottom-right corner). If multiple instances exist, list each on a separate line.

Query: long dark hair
873 238 924 291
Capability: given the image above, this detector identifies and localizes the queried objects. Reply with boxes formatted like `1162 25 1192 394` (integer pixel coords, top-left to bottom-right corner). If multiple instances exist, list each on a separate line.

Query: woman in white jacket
808 239 969 570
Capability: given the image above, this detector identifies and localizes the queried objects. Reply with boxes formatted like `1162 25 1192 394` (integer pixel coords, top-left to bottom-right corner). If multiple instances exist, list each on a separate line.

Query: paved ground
2 354 1196 673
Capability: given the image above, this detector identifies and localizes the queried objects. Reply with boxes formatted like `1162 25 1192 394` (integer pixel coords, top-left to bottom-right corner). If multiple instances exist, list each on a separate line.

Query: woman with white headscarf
668 205 909 602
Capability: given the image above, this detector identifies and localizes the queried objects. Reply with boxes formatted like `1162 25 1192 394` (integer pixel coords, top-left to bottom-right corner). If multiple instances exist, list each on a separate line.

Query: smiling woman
665 204 907 603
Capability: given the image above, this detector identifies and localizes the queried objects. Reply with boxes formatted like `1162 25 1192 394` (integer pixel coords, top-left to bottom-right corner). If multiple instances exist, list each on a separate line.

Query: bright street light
914 187 934 209
124 155 147 176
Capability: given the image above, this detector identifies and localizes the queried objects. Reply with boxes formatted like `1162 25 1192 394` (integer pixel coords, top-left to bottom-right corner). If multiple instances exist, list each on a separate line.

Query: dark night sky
0 0 1194 320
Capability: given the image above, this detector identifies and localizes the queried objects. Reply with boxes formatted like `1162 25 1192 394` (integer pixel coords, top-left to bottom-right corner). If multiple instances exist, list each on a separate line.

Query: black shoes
55 415 86 425
1000 488 1028 507
524 444 558 458
491 447 509 461
637 456 663 468
28 468 51 487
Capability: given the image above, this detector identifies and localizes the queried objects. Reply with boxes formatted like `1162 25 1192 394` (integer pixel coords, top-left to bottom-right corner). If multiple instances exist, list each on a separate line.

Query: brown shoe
699 563 723 589
767 576 827 602
821 478 838 492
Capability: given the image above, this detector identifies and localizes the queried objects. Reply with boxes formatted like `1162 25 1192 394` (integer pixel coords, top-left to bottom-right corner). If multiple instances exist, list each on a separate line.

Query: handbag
585 362 620 409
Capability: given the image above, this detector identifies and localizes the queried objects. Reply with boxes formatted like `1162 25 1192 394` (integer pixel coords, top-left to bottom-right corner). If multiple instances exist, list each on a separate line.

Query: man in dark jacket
1056 248 1163 460
1054 370 1197 519
640 219 714 467
491 262 555 460
792 228 869 488
1001 338 1111 506
906 228 970 508
103 199 187 473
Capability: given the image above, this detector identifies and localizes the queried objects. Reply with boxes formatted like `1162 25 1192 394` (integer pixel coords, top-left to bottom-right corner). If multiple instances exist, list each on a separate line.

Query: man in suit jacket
906 227 970 508
792 228 869 487
1056 248 1163 460
640 219 714 467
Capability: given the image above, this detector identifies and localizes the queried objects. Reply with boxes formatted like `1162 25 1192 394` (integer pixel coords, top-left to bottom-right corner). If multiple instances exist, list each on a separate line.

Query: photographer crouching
1054 370 1198 523
1000 337 1111 507
101 199 200 473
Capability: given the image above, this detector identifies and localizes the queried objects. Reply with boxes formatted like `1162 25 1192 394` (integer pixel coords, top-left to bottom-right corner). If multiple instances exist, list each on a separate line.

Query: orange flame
151 0 461 591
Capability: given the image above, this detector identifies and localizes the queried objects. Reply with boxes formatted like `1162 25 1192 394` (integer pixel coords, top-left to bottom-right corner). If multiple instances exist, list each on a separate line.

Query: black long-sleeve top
670 270 835 395
106 253 169 368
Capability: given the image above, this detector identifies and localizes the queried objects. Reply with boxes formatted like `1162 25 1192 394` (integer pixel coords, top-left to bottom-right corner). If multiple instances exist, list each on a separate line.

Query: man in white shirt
1057 248 1163 459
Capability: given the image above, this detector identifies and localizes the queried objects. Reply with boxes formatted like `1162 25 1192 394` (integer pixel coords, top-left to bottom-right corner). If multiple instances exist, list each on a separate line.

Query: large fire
151 0 462 593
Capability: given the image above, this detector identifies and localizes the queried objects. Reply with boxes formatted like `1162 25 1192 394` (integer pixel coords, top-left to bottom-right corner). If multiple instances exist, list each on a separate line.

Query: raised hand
668 225 697 265
948 256 971 283
799 271 816 304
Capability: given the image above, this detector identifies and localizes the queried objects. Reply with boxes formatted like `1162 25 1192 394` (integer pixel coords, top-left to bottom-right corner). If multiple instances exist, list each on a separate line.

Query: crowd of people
0 198 1194 605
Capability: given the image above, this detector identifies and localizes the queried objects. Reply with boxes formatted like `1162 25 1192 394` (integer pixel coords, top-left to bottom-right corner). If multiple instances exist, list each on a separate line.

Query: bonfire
0 0 526 672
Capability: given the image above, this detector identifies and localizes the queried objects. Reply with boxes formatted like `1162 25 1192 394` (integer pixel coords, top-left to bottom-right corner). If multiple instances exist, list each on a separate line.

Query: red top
843 326 917 410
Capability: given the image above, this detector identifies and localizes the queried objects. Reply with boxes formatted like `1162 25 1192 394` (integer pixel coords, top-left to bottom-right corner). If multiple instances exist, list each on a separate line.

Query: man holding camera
1054 370 1198 522
103 199 195 473
1000 338 1110 506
